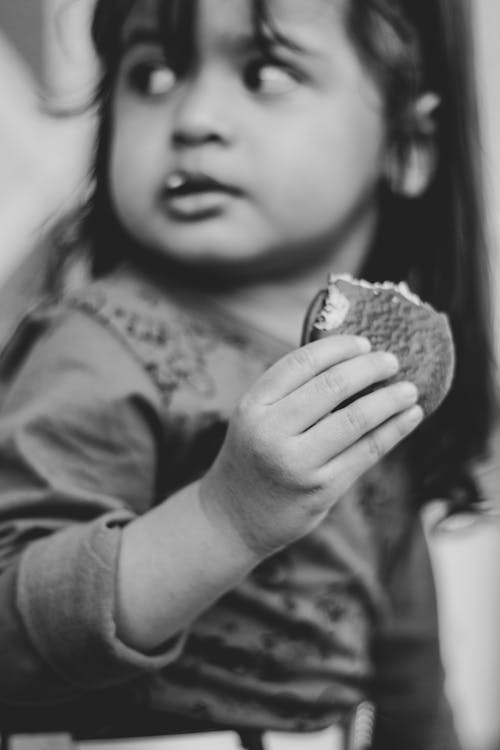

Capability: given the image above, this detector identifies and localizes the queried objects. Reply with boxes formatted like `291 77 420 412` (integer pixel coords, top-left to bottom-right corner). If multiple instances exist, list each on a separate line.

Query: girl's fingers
326 404 424 491
277 350 400 433
299 380 419 465
249 336 371 405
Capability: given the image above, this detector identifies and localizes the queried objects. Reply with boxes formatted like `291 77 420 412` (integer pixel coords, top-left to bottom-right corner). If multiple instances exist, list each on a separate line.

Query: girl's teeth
166 173 188 191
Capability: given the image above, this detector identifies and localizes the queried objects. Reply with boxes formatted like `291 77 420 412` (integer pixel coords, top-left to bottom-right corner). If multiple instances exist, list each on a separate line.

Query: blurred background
0 2 499 749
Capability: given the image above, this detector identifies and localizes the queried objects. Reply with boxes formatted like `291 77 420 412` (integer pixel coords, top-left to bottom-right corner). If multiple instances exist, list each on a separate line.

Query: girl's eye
244 60 299 95
127 62 176 97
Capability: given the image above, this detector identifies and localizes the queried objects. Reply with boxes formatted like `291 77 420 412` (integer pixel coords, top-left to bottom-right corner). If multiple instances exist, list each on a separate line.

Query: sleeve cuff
17 511 186 689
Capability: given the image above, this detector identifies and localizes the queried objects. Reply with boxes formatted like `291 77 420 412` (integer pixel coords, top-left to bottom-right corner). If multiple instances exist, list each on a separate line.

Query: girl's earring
388 147 437 198
384 92 441 199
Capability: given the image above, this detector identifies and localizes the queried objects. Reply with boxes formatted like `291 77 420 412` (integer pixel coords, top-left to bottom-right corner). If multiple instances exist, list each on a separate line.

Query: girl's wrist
196 477 265 570
116 480 260 652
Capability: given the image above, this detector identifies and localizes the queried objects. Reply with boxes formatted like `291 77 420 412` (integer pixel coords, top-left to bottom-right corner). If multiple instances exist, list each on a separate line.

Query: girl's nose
171 71 234 148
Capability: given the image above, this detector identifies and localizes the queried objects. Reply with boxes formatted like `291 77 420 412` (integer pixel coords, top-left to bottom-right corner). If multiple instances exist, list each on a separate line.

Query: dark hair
80 0 496 510
353 1 498 509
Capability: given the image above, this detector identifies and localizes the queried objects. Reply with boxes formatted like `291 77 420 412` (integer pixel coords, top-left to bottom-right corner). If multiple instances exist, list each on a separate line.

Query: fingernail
356 337 372 352
381 352 399 373
394 381 419 404
405 405 424 425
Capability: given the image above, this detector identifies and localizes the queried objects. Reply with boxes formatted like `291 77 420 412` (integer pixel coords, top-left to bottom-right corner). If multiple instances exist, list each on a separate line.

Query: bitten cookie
301 274 455 417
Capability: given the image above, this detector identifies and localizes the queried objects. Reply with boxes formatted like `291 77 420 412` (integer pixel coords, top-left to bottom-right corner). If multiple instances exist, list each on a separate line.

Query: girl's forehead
122 0 346 40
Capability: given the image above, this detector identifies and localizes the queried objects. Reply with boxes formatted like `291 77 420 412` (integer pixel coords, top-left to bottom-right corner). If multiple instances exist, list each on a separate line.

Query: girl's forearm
115 481 261 653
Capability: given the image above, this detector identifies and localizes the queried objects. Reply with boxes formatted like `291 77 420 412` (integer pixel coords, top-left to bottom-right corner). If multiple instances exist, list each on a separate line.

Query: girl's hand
200 336 422 558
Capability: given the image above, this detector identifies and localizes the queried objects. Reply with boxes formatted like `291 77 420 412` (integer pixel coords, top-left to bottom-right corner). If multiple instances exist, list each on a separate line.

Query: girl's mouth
162 170 241 220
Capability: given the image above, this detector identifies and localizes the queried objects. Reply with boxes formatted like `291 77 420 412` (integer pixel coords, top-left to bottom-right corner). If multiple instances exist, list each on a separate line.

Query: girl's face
109 0 388 280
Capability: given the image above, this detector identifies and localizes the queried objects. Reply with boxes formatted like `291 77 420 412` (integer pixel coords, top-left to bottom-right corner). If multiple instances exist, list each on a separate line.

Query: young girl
0 1 496 749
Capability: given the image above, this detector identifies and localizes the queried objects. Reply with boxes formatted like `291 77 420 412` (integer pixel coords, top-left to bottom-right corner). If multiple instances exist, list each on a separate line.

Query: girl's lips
164 170 239 195
161 171 242 220
162 190 238 220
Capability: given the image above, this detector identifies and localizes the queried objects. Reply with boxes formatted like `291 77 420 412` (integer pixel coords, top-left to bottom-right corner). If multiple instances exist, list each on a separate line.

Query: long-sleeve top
0 265 463 748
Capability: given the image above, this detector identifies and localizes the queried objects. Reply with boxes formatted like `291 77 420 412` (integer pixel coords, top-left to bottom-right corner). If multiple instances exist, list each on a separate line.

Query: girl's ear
384 92 441 198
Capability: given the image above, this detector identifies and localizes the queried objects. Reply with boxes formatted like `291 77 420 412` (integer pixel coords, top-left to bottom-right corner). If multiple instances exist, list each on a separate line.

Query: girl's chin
147 240 292 284
152 233 267 267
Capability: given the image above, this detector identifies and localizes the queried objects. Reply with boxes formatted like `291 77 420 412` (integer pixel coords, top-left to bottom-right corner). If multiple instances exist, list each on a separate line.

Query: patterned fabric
0 265 459 748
